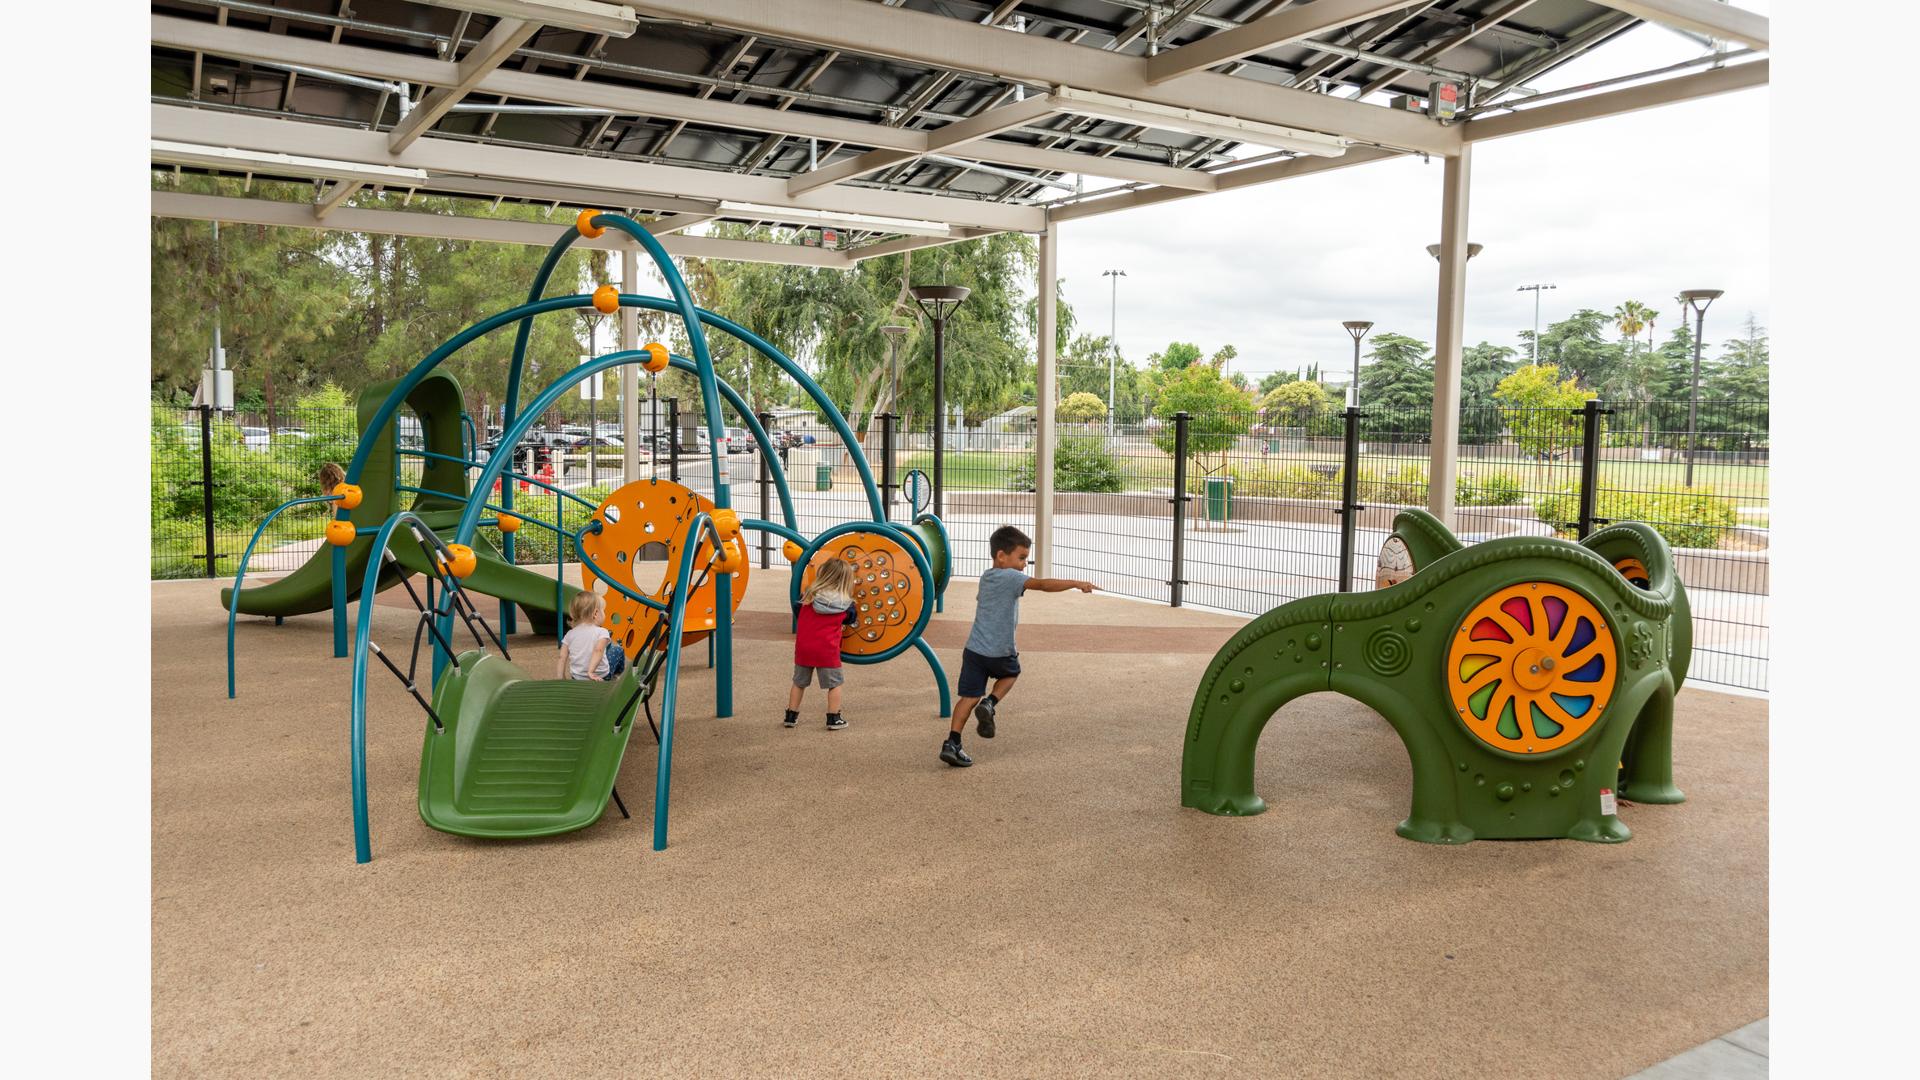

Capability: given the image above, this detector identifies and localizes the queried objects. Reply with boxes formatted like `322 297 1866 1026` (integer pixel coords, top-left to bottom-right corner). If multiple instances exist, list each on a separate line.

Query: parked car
723 427 754 455
568 435 625 450
274 427 311 441
239 426 271 451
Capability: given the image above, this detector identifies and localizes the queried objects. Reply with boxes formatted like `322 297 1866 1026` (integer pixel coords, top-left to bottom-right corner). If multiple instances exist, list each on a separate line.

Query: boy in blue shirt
941 525 1095 767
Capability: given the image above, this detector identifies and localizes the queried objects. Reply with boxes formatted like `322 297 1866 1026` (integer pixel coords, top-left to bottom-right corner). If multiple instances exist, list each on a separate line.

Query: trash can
1204 475 1234 524
816 463 833 492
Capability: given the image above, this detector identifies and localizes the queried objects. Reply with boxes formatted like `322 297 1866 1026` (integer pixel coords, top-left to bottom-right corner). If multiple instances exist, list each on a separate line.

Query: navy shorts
957 648 1020 698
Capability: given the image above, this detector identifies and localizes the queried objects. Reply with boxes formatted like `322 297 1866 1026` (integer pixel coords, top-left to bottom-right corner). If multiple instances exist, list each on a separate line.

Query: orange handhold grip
332 482 363 510
641 341 670 373
711 508 742 542
712 536 748 575
325 520 357 547
782 540 804 562
496 512 521 533
576 208 605 238
592 284 620 314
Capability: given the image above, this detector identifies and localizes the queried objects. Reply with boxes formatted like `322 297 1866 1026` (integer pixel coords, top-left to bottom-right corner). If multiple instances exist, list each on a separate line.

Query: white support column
620 242 641 482
1429 145 1472 526
1034 225 1058 577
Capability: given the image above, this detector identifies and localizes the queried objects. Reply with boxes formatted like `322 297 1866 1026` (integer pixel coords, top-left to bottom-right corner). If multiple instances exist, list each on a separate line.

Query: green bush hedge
1532 484 1738 549
1456 470 1525 507
1010 437 1123 494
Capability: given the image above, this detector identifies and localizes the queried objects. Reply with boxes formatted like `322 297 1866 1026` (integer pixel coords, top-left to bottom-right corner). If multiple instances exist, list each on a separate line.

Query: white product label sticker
1599 788 1618 816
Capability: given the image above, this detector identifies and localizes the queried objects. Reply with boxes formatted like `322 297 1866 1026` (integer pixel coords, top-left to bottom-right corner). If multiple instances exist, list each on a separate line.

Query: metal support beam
846 230 995 262
787 93 1061 196
312 179 364 219
1428 143 1470 526
1034 224 1057 577
150 190 855 267
152 15 1220 194
1047 144 1399 223
623 0 1458 155
620 241 642 480
1141 1 1413 85
1590 1 1769 50
1462 59 1768 142
645 213 716 235
389 17 540 151
152 104 1047 234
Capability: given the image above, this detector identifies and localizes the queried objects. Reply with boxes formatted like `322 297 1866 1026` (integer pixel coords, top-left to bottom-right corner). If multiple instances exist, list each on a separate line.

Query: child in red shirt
785 556 858 730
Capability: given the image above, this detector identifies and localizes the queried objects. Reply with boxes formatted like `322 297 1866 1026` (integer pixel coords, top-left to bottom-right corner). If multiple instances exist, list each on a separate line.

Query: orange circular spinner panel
1613 556 1651 588
1446 582 1617 755
577 478 748 654
801 532 923 658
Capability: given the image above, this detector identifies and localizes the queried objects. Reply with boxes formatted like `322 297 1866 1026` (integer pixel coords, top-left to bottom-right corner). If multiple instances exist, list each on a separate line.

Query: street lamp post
1342 321 1373 408
1102 269 1126 434
909 284 970 518
1517 283 1557 363
1677 288 1723 487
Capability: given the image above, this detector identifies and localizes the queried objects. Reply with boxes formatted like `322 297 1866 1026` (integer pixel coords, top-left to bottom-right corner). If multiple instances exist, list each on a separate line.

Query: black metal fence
154 396 1768 690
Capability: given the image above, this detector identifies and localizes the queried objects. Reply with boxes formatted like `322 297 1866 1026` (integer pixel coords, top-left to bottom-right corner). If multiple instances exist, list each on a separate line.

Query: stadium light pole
1342 322 1373 408
1517 283 1557 363
909 284 970 518
1102 269 1126 434
1678 288 1724 487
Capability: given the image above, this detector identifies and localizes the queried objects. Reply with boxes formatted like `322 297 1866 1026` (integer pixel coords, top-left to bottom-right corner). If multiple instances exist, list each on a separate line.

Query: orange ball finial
440 543 478 579
576 208 606 238
592 284 620 314
333 482 363 510
496 512 521 534
641 341 671 373
712 538 747 575
325 520 357 547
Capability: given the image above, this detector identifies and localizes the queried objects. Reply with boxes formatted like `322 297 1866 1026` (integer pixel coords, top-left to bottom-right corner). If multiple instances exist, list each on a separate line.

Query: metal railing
161 397 1768 690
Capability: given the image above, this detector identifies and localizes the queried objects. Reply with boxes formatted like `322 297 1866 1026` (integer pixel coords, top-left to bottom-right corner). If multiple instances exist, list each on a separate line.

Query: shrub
1010 437 1123 494
1531 484 1738 550
1358 464 1426 507
1457 470 1525 507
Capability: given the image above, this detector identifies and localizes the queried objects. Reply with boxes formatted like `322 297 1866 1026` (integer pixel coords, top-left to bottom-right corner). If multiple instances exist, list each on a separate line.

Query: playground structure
224 211 953 863
1181 509 1691 843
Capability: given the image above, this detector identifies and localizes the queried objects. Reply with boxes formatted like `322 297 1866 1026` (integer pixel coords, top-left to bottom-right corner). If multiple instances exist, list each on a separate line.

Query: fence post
666 396 680 483
199 404 217 578
757 410 774 569
879 412 897 521
1336 405 1364 592
1576 397 1610 539
1170 411 1190 607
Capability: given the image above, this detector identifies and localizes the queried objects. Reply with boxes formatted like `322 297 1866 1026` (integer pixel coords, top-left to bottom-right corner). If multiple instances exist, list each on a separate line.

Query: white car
240 426 271 451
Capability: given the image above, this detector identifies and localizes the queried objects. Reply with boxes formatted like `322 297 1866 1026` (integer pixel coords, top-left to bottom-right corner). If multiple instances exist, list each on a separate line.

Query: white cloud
1055 23 1770 382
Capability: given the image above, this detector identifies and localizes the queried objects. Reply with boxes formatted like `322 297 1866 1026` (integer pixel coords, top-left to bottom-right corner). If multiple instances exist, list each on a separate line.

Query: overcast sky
1053 18 1771 385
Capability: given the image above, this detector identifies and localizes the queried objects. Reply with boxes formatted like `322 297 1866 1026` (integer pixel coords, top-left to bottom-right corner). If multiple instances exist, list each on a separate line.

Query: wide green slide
419 651 644 838
220 370 576 635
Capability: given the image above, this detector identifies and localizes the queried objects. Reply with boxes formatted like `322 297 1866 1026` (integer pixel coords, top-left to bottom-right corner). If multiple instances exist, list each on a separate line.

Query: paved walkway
1628 1018 1768 1078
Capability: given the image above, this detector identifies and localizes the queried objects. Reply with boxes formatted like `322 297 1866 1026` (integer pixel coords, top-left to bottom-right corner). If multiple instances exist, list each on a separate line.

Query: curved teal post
666 354 797 531
622 296 885 522
348 510 463 863
500 229 587 633
227 492 342 698
651 509 732 850
914 638 953 719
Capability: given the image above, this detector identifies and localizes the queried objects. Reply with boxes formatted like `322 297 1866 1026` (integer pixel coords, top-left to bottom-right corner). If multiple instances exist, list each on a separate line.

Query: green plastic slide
419 651 645 838
220 369 577 636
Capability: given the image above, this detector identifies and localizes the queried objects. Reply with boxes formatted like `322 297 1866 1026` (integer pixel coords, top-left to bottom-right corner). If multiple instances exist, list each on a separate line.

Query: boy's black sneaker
826 713 847 731
939 741 973 768
973 697 997 739
782 709 799 728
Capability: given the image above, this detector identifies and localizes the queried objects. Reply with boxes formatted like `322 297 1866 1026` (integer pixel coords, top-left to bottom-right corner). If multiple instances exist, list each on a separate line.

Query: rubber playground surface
153 576 1767 1078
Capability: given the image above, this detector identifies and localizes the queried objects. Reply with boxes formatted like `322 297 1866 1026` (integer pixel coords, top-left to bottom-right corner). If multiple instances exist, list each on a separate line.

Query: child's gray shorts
793 664 845 689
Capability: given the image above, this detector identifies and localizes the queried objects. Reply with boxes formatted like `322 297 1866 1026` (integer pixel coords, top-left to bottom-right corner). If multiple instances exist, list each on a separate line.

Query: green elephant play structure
1182 509 1691 843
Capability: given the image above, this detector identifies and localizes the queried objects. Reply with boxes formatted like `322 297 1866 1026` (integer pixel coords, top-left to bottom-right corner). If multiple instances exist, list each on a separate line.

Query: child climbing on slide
556 590 627 682
317 462 346 495
785 556 858 730
940 525 1094 768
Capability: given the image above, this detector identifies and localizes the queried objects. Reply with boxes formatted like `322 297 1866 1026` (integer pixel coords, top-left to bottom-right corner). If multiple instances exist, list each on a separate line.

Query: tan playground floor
152 574 1767 1078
